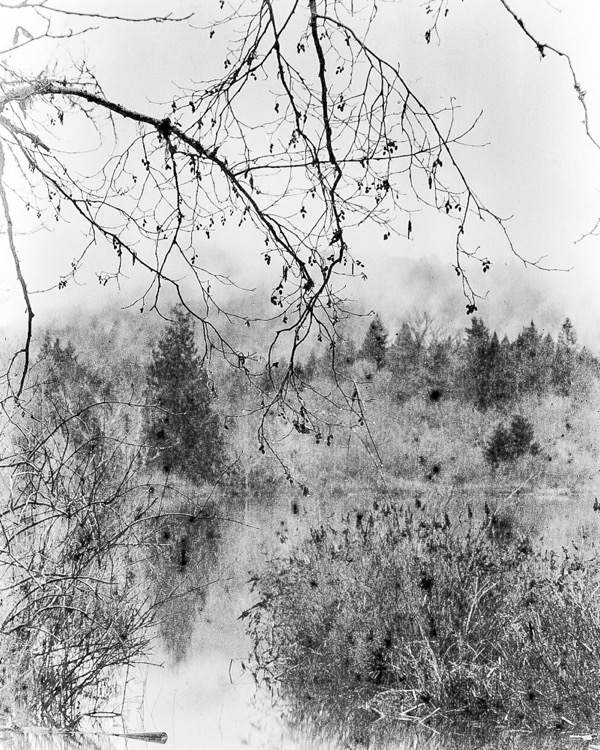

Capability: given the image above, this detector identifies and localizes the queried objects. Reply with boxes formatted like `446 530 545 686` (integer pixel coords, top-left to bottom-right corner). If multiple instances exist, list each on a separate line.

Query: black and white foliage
0 1 596 437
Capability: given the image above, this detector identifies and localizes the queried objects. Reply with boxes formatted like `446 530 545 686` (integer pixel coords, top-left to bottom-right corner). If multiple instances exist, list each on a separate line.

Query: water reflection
0 728 166 750
10 487 591 749
132 490 600 750
1 722 590 750
147 500 222 663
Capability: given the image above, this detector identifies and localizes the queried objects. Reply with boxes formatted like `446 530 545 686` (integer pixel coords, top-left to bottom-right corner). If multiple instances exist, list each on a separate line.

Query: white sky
1 0 600 347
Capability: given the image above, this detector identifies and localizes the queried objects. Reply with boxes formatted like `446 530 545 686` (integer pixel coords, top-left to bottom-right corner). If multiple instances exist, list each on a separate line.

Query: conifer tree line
28 307 598 492
302 314 598 409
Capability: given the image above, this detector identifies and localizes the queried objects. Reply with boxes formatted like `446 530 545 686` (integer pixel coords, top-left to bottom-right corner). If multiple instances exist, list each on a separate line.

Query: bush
0 396 163 726
246 501 600 743
484 415 538 466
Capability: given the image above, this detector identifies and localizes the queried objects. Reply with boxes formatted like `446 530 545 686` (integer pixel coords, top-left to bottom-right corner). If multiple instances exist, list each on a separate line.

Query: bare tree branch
0 141 34 397
497 0 599 149
0 0 596 440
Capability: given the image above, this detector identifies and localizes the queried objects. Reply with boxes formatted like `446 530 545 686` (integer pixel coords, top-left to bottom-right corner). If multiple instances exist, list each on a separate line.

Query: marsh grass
246 498 600 745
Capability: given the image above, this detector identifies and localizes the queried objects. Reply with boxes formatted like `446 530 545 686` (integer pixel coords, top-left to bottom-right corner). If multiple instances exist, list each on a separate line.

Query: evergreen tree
537 332 556 394
40 334 107 406
461 317 492 409
484 332 512 406
484 415 537 467
553 318 578 396
559 317 577 347
389 323 421 368
358 315 388 370
497 334 516 401
424 336 456 401
387 323 420 401
36 335 109 452
144 306 222 481
512 321 544 396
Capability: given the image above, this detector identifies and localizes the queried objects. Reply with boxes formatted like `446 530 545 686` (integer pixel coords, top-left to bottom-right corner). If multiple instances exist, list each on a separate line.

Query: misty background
1 0 599 351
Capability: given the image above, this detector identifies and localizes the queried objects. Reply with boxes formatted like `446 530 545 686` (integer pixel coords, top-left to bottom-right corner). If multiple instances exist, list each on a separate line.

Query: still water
132 511 358 750
2 501 350 750
6 487 594 750
126 486 600 750
0 589 347 750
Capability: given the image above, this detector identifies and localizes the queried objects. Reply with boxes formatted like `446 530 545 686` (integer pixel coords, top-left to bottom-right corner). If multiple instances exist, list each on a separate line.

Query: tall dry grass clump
246 499 600 744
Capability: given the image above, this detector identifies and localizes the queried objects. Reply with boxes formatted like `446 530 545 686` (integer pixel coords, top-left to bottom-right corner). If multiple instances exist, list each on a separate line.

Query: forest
1 305 599 747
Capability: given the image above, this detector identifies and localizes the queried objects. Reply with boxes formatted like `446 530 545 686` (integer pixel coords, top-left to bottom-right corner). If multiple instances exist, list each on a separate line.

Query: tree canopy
0 1 598 439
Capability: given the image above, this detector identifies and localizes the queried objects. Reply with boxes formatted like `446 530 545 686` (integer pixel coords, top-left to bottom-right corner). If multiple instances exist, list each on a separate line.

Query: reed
247 497 600 744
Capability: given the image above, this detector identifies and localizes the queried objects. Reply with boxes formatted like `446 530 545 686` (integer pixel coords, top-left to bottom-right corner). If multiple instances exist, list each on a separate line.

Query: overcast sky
2 0 600 347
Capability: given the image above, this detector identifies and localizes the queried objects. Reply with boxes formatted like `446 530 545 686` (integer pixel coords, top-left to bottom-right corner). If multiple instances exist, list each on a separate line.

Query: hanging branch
497 0 599 150
0 0 596 442
0 142 34 398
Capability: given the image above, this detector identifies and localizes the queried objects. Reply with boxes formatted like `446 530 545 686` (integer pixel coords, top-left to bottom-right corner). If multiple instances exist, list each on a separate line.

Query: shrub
484 414 538 466
246 501 600 744
1 396 163 726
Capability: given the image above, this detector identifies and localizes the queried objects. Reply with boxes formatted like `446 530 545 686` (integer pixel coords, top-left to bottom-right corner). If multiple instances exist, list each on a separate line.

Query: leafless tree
0 1 596 449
